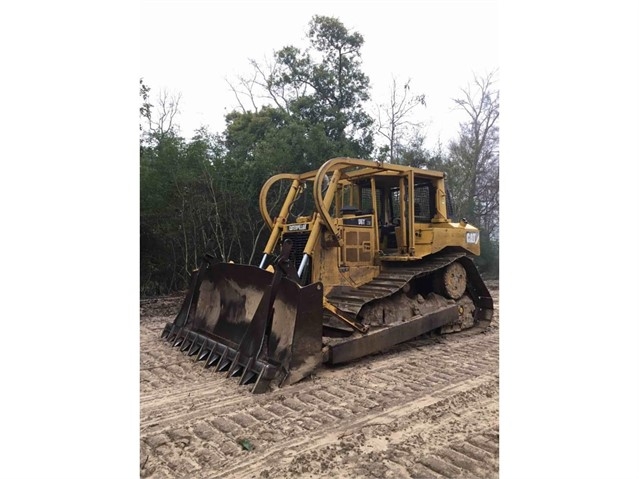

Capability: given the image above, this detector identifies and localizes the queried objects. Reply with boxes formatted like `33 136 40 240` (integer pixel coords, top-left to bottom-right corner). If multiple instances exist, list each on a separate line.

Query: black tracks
326 250 493 320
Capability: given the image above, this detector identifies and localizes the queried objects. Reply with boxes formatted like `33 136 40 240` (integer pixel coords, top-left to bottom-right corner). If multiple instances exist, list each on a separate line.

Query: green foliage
269 15 375 158
475 233 499 279
394 132 444 170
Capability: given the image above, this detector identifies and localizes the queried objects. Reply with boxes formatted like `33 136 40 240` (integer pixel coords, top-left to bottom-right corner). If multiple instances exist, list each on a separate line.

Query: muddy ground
140 281 499 478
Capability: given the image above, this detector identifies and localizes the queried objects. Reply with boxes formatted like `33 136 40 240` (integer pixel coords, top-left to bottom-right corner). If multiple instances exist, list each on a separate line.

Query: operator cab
339 174 447 256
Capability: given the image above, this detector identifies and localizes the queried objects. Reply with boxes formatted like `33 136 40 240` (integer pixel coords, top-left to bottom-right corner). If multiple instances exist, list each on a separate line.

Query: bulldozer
161 158 493 393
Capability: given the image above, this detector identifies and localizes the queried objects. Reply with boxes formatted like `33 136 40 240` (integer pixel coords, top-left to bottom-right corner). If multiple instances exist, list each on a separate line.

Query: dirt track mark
210 374 498 479
140 284 499 478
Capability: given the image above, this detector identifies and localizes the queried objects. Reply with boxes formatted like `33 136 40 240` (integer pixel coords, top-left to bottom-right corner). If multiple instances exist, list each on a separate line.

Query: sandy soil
140 281 499 478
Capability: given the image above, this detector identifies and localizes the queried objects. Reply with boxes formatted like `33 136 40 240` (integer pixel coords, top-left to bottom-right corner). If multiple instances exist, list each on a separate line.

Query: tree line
140 15 499 297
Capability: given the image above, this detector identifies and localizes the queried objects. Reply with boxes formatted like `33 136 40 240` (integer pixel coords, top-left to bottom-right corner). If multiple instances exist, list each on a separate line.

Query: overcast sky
140 0 499 150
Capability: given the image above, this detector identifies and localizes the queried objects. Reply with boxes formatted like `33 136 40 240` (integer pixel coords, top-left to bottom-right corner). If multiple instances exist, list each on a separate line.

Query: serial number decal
287 223 309 232
466 232 479 244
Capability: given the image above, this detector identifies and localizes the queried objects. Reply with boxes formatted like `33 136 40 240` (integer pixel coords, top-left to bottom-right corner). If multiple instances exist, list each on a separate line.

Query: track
140 281 499 478
327 251 492 319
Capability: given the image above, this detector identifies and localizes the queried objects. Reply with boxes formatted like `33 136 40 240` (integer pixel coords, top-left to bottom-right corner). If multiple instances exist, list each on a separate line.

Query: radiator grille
282 232 310 269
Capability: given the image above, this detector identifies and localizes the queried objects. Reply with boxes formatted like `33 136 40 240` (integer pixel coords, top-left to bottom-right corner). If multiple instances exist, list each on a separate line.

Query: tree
376 77 426 164
139 82 225 295
230 15 375 163
139 78 152 132
447 71 500 276
448 71 499 232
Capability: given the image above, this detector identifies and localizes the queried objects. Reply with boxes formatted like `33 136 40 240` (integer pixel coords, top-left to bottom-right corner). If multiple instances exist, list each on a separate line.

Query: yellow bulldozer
161 158 493 393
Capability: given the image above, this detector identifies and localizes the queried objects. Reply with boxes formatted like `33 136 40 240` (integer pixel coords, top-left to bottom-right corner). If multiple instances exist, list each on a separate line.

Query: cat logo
287 223 309 232
466 232 479 244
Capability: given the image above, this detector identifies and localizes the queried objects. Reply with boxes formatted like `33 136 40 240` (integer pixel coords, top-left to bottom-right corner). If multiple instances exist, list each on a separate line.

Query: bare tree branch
376 77 426 163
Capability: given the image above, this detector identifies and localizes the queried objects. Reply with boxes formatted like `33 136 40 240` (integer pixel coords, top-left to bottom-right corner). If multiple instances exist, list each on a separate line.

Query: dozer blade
160 247 324 393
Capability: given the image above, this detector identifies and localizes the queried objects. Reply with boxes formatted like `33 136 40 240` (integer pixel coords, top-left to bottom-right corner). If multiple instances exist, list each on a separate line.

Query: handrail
312 158 386 243
258 173 302 230
257 174 302 267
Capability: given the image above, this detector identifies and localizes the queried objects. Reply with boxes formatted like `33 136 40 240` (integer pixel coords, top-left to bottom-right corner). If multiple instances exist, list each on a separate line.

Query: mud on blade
161 262 324 393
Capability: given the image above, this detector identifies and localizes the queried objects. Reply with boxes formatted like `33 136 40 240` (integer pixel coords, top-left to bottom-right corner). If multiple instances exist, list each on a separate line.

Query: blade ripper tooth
205 354 220 369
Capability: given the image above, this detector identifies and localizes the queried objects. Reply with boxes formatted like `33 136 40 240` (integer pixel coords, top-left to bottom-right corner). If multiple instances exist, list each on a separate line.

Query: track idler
161 241 324 393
